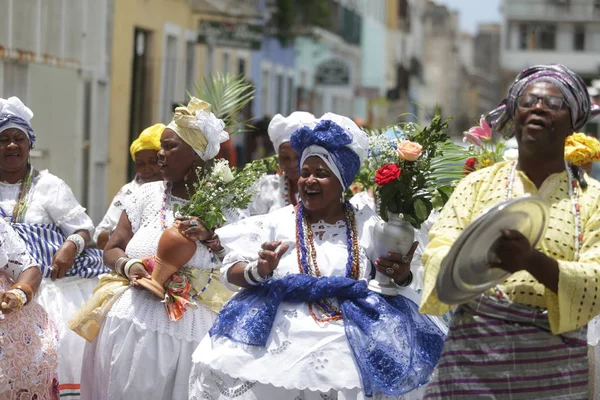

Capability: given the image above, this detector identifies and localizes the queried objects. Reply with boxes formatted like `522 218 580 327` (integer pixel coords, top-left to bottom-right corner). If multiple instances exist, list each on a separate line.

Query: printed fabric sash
8 222 107 278
209 274 446 397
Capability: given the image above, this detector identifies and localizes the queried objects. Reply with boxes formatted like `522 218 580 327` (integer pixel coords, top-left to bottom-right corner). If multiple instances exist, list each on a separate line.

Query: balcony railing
503 0 600 21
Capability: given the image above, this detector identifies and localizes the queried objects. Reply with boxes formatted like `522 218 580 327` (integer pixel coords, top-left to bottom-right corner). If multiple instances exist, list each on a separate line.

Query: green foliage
192 73 254 134
361 109 472 228
271 0 331 46
175 159 267 230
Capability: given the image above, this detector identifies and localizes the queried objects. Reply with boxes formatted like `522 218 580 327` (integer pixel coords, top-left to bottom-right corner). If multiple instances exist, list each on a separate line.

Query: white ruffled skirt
81 287 216 400
37 275 99 399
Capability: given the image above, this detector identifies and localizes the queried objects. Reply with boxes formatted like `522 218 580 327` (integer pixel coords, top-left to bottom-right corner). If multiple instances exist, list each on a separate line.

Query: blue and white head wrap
291 112 369 191
0 97 35 149
486 64 600 138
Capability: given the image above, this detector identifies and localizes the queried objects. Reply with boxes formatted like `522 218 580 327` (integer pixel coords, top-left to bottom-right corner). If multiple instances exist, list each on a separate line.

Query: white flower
503 148 519 162
191 110 229 161
212 159 234 183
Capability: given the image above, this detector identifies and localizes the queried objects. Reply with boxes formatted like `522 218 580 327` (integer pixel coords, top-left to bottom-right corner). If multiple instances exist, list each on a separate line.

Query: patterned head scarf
486 64 600 138
268 112 316 151
0 97 35 149
129 123 165 161
167 97 229 161
291 113 369 191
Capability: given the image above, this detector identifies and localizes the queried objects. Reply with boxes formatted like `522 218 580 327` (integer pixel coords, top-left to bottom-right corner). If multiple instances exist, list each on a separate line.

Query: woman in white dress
81 98 236 400
94 123 164 249
248 112 316 215
0 218 59 399
190 113 446 399
0 96 104 399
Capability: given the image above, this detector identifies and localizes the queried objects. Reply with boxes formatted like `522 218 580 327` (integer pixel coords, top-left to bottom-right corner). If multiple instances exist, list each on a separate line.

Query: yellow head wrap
564 132 600 166
129 123 165 161
166 97 229 161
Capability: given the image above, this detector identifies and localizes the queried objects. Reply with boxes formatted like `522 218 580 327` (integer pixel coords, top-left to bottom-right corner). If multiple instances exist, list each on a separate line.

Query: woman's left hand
375 241 418 284
490 230 534 274
50 242 77 281
175 216 212 241
0 291 21 315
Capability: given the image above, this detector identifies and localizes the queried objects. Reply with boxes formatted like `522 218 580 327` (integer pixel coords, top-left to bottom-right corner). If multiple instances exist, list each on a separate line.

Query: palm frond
429 140 473 183
193 73 255 134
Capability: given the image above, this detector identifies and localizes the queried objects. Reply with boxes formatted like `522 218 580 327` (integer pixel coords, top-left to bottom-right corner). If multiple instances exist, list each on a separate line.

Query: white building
501 0 600 83
0 0 111 222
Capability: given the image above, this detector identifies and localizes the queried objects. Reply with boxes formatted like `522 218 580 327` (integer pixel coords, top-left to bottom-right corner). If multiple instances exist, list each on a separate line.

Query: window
238 58 246 76
185 41 196 93
276 74 284 114
261 69 270 116
518 24 556 50
222 52 230 73
573 25 585 51
287 76 294 115
161 34 178 122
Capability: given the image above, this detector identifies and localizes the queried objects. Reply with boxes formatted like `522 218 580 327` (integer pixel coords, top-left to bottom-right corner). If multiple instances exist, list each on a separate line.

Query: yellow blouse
420 161 600 334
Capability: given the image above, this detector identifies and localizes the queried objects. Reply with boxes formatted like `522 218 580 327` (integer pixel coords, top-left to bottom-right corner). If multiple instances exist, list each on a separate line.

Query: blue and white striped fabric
9 222 107 278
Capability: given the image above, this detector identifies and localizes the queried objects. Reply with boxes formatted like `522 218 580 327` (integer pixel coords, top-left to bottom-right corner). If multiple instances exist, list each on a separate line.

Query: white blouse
247 174 298 216
0 170 94 237
0 218 37 281
195 204 422 392
93 178 141 242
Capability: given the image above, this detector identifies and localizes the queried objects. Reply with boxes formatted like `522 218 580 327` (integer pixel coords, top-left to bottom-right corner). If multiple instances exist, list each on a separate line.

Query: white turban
268 111 316 151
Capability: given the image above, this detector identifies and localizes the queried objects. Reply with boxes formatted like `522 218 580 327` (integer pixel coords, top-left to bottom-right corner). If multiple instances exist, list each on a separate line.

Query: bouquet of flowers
366 110 470 228
175 159 267 230
462 116 517 174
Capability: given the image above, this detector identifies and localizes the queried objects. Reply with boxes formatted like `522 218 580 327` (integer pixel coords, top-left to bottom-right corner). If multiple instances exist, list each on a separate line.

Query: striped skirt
424 294 589 399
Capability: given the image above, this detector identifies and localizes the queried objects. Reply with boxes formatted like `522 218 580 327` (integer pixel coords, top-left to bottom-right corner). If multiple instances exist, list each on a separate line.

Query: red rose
463 157 477 175
375 163 401 185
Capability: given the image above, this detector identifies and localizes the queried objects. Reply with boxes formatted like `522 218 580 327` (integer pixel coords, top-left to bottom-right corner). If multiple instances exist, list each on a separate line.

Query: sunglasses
517 94 568 112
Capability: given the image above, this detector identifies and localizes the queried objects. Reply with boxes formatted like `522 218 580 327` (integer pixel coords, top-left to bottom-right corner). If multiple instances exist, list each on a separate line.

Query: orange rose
397 140 423 161
349 182 364 194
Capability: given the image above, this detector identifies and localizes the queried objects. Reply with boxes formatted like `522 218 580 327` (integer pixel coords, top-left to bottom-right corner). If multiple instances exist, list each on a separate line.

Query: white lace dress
189 204 427 400
247 174 298 216
0 169 97 398
93 178 141 243
81 181 223 400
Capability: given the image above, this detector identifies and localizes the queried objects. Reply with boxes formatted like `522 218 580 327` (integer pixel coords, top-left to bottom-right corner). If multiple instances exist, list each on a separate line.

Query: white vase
368 212 415 296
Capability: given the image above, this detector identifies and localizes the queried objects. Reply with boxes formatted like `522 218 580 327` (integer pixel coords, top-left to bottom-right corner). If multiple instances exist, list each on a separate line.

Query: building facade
0 0 111 222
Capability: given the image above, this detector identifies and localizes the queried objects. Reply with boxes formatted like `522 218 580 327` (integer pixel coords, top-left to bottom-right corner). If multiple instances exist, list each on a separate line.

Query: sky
436 0 502 34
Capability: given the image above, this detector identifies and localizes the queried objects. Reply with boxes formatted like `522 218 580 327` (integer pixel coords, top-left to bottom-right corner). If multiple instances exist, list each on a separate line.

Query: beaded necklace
506 161 582 260
160 181 214 297
5 165 34 223
295 201 360 322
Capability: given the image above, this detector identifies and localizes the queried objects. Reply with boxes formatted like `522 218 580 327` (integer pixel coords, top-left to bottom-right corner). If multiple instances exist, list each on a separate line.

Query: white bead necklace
505 161 582 260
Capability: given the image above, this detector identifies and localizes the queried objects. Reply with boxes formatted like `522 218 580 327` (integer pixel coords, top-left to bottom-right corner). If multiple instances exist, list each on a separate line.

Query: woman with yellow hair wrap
80 98 239 400
93 123 164 249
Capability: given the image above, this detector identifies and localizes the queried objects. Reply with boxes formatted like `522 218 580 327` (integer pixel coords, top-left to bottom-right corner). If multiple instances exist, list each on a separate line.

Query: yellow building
107 0 258 201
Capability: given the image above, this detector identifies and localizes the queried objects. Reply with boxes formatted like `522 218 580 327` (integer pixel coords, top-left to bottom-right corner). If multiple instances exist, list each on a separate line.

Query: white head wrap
268 111 316 151
0 97 35 147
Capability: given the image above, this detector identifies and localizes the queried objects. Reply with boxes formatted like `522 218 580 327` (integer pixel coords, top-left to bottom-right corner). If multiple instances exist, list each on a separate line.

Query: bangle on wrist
124 259 143 279
250 262 270 283
243 262 259 286
66 234 85 256
115 257 129 276
6 289 27 310
397 271 413 287
11 282 33 304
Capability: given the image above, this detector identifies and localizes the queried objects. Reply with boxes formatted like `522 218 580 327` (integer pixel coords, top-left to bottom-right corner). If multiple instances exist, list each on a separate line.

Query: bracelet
243 262 259 286
250 262 270 283
11 282 33 304
6 289 27 310
397 271 413 287
124 259 143 279
66 234 85 256
115 257 129 276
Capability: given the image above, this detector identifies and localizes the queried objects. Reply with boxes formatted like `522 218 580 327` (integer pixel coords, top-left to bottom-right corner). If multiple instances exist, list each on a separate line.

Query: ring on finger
50 265 58 271
401 255 410 264
189 220 199 227
258 250 265 259
385 267 395 275
392 263 400 271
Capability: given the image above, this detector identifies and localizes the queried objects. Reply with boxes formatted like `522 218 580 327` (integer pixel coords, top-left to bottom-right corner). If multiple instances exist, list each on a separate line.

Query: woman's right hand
257 241 289 278
128 263 150 287
0 291 21 315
